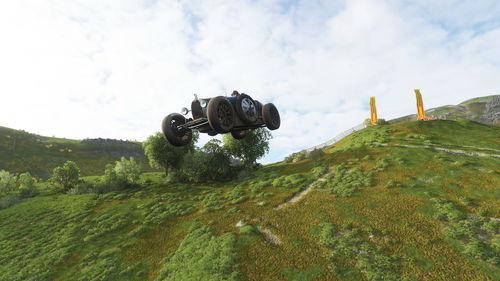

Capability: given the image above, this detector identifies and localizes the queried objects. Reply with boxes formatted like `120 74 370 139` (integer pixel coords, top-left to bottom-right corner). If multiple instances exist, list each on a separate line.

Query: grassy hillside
0 126 154 178
0 120 499 281
389 94 500 125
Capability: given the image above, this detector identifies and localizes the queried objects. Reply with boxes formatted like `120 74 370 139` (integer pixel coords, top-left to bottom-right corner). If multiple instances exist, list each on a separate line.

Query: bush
17 172 37 198
155 224 239 281
325 165 372 197
96 160 140 193
430 198 466 222
0 170 17 194
311 165 328 178
50 161 80 192
67 181 95 195
114 157 141 184
308 149 325 160
0 194 21 210
180 140 234 182
228 186 246 204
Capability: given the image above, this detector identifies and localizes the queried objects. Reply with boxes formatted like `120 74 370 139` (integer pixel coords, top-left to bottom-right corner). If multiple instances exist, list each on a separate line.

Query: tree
222 128 272 167
0 170 17 194
180 140 233 182
50 161 80 191
18 172 37 198
114 157 141 184
142 132 198 175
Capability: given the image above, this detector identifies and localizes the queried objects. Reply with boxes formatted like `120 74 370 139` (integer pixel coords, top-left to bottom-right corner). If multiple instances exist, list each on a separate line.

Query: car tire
161 113 192 146
207 96 234 133
262 103 280 130
235 94 258 123
231 130 247 139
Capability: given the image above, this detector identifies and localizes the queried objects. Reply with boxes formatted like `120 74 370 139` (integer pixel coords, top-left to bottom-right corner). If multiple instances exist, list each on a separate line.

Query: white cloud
0 0 499 164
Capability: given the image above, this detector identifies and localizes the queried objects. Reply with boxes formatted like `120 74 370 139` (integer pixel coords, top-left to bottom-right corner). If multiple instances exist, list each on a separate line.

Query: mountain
0 126 154 179
0 119 498 281
389 94 500 125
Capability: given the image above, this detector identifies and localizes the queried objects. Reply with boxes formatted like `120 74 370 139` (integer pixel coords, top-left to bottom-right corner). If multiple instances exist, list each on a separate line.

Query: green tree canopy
50 161 80 191
114 157 141 184
0 170 17 194
142 131 198 175
180 140 233 182
222 128 272 167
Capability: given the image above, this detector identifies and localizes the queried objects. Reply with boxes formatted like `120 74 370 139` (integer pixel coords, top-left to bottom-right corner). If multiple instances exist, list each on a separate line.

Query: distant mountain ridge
389 94 500 125
0 126 154 179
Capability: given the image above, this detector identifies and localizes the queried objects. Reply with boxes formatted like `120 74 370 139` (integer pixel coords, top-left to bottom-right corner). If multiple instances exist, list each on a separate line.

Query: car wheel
161 113 192 146
207 96 234 133
262 103 280 130
231 130 247 139
235 94 257 123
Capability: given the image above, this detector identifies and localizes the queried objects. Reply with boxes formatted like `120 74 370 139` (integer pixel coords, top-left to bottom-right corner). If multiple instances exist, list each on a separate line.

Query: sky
0 0 499 164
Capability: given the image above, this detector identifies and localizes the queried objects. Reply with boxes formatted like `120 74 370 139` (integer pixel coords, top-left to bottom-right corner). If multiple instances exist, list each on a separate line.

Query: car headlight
200 99 207 107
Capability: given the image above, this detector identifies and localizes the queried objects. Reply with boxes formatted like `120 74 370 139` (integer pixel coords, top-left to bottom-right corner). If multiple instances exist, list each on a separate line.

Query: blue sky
0 0 499 164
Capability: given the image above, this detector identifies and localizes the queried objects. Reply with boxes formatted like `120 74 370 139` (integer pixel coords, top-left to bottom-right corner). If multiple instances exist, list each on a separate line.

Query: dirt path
256 226 281 245
274 173 330 210
380 143 500 158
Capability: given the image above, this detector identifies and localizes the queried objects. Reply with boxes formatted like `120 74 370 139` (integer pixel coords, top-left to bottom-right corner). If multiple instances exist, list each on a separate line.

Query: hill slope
389 94 500 125
0 126 153 178
0 120 498 281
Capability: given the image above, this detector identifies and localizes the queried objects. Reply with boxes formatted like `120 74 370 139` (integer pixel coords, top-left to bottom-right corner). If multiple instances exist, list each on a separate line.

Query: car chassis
162 91 280 146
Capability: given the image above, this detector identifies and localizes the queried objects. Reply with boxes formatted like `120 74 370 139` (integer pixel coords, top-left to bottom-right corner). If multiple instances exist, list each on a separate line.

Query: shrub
311 166 328 178
155 225 239 281
308 148 325 160
325 165 372 197
67 181 94 195
0 194 21 210
50 161 80 192
483 220 500 234
17 172 38 198
0 170 17 194
430 198 466 222
114 157 141 184
228 186 246 204
180 140 234 182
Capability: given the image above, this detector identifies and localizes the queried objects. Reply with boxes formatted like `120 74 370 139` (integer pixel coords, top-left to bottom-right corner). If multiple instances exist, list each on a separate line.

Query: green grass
0 119 499 281
0 126 155 179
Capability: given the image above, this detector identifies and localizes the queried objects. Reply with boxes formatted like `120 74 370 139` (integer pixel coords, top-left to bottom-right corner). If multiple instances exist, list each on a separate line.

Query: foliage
320 164 372 197
0 194 96 281
0 170 17 194
318 223 412 281
114 157 142 184
222 128 271 167
228 186 246 204
94 158 142 193
50 160 80 191
0 194 21 210
18 172 38 198
430 198 466 222
155 224 239 281
180 140 234 182
142 132 198 174
283 148 325 163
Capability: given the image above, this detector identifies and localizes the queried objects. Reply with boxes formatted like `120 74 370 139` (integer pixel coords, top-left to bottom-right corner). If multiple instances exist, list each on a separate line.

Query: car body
162 91 280 146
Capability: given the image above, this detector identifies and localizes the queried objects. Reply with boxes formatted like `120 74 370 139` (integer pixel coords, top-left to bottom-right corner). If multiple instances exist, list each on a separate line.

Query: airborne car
162 91 280 146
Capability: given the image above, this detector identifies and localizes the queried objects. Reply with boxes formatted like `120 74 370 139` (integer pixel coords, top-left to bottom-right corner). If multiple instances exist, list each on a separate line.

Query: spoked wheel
207 96 234 133
235 94 257 123
161 113 193 146
262 103 280 130
231 130 247 140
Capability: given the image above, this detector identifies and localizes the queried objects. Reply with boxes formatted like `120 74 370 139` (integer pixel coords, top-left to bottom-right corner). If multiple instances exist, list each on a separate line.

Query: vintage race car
162 91 280 146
